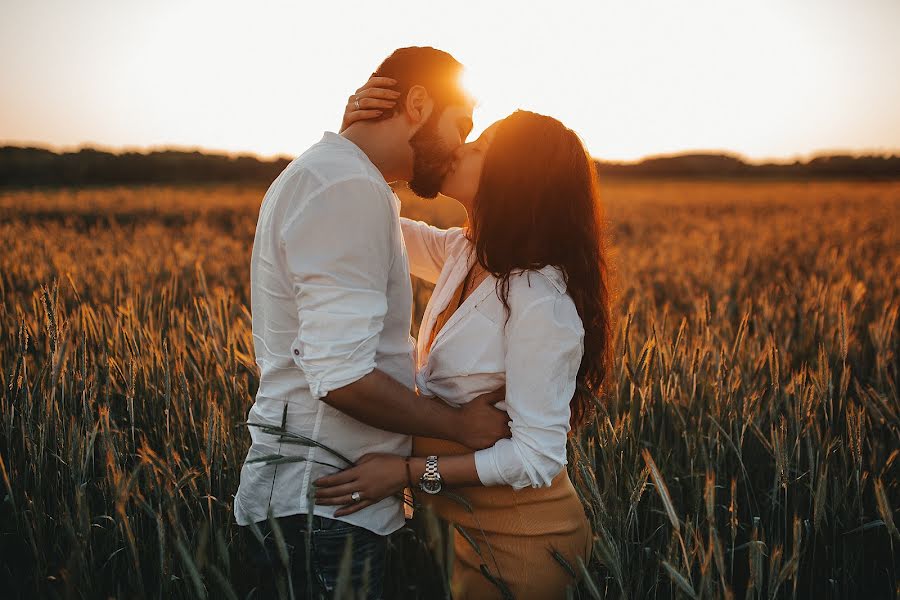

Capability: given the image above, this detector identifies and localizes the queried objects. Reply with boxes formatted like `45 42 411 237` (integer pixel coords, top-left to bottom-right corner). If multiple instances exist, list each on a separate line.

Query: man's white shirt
234 132 415 536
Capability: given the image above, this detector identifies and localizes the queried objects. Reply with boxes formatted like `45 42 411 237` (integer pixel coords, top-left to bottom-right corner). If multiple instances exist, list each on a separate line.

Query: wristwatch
419 455 443 494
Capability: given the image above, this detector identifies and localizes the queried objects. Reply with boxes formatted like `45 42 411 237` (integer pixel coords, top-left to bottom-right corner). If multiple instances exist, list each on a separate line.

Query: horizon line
3 140 899 166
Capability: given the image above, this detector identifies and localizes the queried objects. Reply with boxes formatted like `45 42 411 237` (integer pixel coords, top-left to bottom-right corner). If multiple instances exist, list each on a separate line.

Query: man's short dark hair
372 47 470 120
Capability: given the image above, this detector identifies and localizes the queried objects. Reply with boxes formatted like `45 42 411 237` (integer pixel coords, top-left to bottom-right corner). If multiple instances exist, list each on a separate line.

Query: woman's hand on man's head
340 76 401 132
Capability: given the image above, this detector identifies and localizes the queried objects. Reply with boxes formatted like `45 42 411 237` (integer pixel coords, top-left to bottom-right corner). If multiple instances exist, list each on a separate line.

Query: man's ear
404 84 433 125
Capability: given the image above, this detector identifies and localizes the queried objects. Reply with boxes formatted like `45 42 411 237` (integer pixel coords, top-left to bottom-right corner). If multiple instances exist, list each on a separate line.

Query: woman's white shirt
402 218 585 490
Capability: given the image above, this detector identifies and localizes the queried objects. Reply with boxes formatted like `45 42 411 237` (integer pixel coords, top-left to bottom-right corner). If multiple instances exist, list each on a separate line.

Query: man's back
235 132 415 536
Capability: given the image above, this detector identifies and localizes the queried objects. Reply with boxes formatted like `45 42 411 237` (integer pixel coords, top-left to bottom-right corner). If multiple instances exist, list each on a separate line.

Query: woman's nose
454 142 475 159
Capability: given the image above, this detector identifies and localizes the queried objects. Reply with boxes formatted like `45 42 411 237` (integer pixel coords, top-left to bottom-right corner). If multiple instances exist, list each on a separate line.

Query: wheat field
0 180 897 599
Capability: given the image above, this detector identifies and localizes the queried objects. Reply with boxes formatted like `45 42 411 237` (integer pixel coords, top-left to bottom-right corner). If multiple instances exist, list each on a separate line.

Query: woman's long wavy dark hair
467 110 612 431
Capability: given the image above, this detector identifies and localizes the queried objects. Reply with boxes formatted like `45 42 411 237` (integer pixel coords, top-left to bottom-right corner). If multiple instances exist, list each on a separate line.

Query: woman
315 92 612 599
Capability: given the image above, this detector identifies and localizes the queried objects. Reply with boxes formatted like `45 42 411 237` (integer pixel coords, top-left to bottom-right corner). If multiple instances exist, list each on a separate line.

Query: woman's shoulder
514 268 582 325
496 266 580 324
506 265 568 302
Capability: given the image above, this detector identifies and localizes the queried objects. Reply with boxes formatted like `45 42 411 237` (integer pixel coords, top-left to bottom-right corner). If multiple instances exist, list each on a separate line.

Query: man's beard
408 112 454 199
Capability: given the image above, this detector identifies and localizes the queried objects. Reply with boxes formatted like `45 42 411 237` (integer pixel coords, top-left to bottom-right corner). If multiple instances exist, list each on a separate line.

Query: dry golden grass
0 180 897 598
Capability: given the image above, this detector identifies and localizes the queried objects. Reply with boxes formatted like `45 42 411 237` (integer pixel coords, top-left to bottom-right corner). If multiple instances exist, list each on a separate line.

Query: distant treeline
1 145 899 187
596 152 900 180
0 147 291 187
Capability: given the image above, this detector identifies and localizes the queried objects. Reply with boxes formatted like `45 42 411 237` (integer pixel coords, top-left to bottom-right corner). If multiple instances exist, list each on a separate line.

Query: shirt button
293 349 300 356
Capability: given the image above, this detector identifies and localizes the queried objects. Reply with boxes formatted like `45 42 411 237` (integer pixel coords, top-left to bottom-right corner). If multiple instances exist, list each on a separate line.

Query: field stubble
0 180 897 598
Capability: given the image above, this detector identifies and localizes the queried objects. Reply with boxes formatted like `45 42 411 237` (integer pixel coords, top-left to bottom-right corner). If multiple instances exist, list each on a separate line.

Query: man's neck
341 124 408 183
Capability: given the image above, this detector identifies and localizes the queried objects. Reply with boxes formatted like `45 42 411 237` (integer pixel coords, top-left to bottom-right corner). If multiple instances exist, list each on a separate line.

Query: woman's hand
313 453 408 517
340 76 401 132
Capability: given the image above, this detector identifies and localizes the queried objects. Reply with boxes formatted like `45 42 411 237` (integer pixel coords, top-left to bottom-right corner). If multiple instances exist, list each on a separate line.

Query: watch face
421 479 442 494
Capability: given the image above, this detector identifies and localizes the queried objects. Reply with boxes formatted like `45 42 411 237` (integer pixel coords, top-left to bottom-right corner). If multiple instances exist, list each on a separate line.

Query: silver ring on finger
354 98 361 111
351 491 362 503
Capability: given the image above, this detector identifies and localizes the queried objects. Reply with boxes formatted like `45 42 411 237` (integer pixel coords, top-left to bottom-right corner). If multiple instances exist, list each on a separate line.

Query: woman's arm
401 217 458 283
312 453 482 517
473 292 584 489
314 285 585 515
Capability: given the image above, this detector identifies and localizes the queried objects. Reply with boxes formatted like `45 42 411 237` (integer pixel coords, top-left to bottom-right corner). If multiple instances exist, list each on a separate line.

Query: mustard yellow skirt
412 436 592 600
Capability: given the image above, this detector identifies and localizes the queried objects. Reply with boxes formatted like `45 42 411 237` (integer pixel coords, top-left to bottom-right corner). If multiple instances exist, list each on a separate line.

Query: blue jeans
244 514 387 600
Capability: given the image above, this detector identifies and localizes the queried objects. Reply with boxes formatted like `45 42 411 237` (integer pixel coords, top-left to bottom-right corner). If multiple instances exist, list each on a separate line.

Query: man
235 47 510 599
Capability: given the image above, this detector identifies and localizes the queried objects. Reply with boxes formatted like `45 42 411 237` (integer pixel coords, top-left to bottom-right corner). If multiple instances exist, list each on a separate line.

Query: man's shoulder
290 136 386 192
267 155 390 220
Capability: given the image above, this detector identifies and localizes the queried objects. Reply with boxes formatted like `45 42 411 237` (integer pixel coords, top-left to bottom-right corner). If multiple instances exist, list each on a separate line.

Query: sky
1 0 899 162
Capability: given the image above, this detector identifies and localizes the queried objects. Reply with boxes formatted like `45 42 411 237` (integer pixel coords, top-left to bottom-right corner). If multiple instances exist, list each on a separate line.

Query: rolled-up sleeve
400 218 458 284
280 177 394 400
473 295 584 489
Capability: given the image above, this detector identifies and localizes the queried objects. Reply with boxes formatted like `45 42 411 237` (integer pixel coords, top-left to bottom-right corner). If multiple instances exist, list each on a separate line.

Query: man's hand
454 388 511 450
323 371 508 446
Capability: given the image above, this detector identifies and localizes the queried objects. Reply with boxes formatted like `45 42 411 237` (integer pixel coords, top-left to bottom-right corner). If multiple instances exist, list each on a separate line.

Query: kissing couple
235 46 612 599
